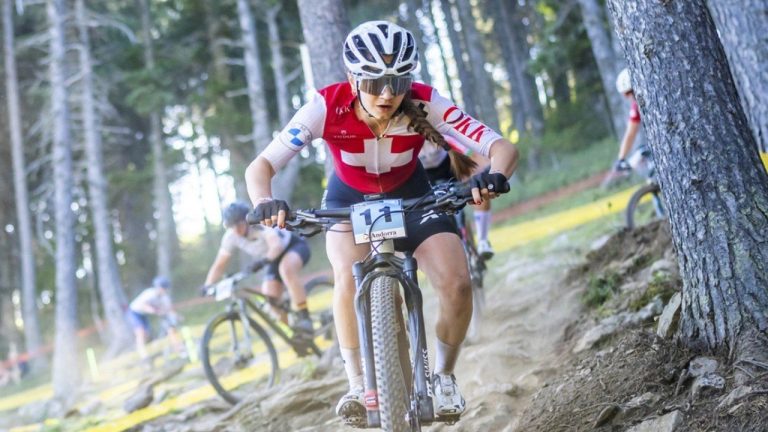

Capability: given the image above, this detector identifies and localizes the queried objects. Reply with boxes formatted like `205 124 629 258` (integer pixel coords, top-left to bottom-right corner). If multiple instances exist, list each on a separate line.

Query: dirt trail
148 235 590 432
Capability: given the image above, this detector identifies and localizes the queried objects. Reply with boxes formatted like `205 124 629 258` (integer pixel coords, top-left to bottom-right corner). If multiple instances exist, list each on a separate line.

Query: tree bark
3 0 45 372
403 0 432 86
265 2 300 201
48 0 80 398
424 0 456 100
139 0 174 281
607 0 768 357
296 0 349 89
296 0 349 178
202 0 249 200
76 0 133 356
577 0 625 138
453 0 500 132
237 0 272 153
439 0 479 117
706 0 768 153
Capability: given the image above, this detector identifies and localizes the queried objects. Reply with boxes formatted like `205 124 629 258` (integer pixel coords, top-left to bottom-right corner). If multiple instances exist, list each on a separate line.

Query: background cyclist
127 276 185 364
243 21 518 427
204 201 313 336
610 68 649 177
419 136 496 259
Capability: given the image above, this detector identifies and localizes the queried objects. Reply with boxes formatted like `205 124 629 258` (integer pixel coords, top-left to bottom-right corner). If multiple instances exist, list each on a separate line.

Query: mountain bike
625 149 665 229
200 265 334 405
262 181 505 431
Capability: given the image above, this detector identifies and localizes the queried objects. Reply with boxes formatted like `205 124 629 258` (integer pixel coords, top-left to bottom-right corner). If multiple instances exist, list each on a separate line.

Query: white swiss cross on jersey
341 137 414 174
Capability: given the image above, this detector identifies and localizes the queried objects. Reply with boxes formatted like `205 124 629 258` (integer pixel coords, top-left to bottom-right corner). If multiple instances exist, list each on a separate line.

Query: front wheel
626 183 664 229
371 276 416 432
200 310 279 405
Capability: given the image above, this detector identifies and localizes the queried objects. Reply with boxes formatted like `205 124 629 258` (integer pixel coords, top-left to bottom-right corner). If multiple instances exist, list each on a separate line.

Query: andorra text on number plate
350 199 407 244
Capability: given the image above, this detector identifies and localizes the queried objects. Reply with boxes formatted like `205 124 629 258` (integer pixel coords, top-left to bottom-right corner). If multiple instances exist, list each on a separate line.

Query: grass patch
628 271 677 312
583 271 621 308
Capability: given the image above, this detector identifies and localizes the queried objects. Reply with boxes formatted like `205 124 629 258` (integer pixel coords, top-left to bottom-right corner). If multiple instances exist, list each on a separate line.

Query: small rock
657 292 682 338
616 392 661 422
593 404 620 428
626 410 682 432
649 258 676 276
627 296 663 325
688 357 719 377
691 372 725 400
590 234 611 252
573 321 621 353
717 385 753 410
124 385 154 413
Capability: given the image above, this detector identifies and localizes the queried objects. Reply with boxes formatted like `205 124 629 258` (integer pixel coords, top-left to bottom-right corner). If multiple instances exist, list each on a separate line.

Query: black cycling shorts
263 234 311 282
323 166 458 252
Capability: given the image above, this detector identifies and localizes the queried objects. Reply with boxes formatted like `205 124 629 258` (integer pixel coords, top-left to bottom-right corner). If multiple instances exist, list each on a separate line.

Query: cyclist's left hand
469 171 509 204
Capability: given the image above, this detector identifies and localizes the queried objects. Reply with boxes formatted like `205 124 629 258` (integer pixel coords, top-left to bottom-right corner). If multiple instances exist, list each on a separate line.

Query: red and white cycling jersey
260 82 502 193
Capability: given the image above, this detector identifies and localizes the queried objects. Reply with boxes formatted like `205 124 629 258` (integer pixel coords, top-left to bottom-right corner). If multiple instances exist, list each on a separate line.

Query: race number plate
350 199 407 244
215 279 234 301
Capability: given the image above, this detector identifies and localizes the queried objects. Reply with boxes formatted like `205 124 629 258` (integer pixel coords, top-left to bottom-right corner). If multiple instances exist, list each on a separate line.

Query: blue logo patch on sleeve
282 123 312 148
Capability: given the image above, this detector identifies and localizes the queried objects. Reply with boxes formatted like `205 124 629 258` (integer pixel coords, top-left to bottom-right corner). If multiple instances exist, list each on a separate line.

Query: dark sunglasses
357 75 413 96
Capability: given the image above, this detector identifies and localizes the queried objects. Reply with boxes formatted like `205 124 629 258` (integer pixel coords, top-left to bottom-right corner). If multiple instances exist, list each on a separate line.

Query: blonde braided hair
400 97 477 180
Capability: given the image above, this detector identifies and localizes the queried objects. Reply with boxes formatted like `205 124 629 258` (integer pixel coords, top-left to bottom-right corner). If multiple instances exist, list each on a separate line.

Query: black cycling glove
247 199 290 225
469 171 510 194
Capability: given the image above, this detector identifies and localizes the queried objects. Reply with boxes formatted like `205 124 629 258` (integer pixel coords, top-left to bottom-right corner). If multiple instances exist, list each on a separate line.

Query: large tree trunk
706 1 768 153
424 0 455 100
453 0 500 132
403 0 432 86
577 0 625 138
202 0 249 200
139 0 174 280
607 0 768 358
440 0 479 117
296 0 349 178
237 0 272 153
265 3 300 201
3 0 45 372
48 0 80 398
76 0 132 356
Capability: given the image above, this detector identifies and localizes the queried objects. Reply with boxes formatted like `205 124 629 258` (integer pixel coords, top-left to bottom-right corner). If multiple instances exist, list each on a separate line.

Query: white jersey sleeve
260 92 327 171
423 88 502 158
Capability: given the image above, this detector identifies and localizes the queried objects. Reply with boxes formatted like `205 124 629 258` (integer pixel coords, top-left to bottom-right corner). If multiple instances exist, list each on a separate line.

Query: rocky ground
7 217 766 432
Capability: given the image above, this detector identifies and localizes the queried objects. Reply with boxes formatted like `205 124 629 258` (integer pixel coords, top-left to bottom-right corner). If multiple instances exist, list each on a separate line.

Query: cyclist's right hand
247 198 290 228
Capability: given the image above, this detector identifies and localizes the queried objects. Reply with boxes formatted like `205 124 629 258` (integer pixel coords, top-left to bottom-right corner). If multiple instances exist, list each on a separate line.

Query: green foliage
583 270 621 308
629 272 677 312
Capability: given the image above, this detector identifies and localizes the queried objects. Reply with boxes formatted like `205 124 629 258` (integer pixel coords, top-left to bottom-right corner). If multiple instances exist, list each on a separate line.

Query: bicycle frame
223 289 319 359
352 239 435 428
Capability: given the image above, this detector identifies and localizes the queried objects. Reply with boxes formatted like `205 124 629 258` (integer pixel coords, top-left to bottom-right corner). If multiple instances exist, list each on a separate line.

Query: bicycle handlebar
245 179 509 237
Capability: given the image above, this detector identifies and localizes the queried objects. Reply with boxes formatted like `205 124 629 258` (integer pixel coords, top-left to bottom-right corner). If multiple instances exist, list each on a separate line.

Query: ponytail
400 98 477 180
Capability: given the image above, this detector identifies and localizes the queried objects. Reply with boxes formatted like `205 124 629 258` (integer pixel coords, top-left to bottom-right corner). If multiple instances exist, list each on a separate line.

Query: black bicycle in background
260 180 506 432
200 263 334 405
625 149 665 229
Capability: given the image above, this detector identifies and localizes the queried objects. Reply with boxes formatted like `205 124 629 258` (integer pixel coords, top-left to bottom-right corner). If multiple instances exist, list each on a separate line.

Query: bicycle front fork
352 254 435 428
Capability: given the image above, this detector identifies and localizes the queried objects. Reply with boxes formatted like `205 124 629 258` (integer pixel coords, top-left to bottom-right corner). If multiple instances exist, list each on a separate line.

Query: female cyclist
244 21 518 427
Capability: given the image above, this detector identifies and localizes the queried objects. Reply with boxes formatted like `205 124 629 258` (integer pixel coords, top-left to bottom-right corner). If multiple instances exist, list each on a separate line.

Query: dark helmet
152 275 170 289
222 201 250 228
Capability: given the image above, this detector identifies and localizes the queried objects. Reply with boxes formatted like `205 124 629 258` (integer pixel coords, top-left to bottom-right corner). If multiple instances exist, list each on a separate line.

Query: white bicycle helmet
343 21 419 78
616 68 632 94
